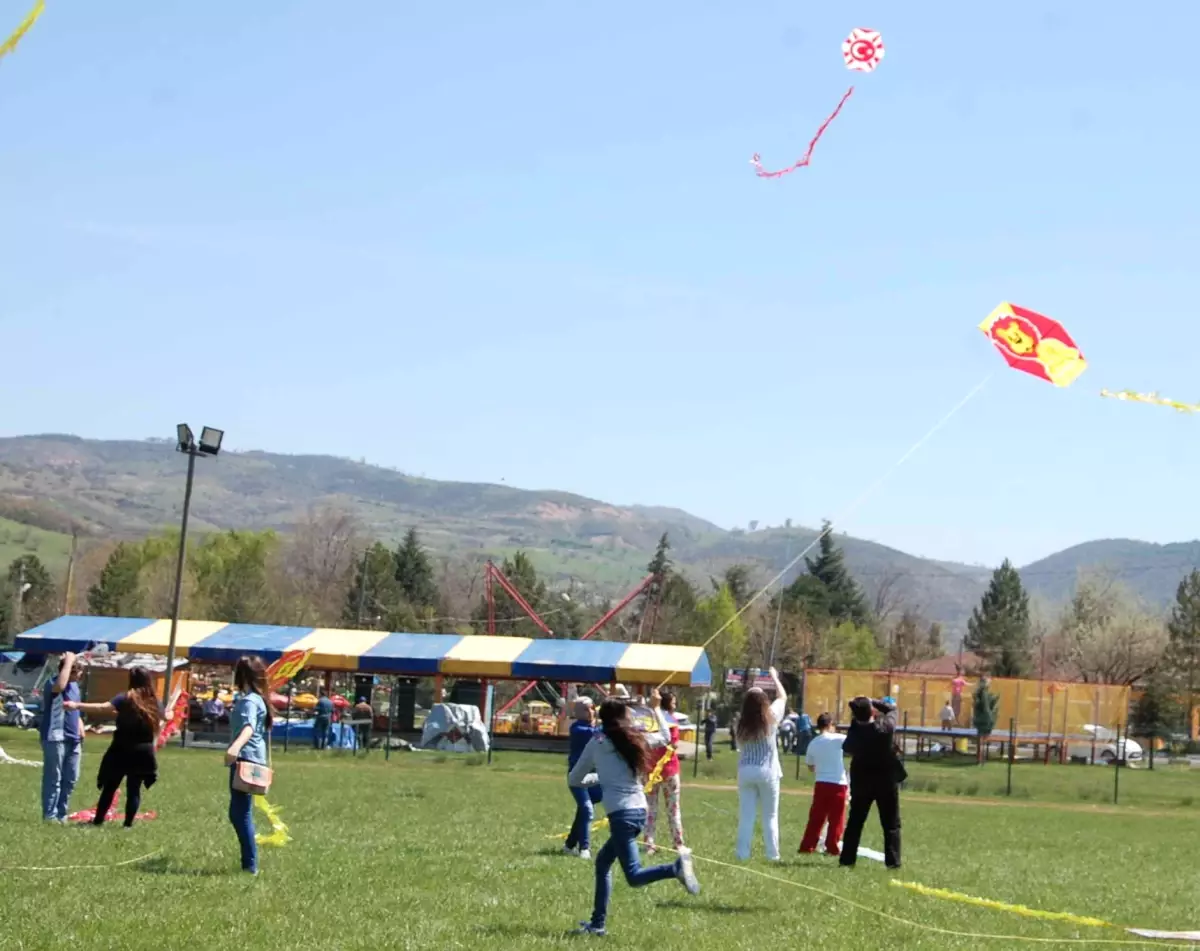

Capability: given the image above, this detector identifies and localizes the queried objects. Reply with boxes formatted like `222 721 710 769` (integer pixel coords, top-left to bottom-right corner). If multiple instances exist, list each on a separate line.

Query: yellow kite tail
253 796 292 847
891 881 1115 929
1101 389 1200 413
0 0 44 62
644 745 676 794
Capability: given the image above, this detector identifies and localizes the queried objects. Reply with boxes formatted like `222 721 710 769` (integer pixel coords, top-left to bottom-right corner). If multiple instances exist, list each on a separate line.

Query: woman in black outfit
66 666 163 827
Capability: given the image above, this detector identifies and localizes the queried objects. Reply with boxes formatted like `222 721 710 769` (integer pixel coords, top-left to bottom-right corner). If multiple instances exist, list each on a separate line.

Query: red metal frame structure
491 564 660 718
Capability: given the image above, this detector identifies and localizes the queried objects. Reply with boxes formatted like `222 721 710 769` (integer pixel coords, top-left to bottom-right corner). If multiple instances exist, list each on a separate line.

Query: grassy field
0 515 72 578
3 730 1200 950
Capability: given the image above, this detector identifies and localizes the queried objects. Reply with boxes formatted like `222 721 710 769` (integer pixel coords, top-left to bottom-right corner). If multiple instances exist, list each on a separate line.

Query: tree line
4 508 1200 734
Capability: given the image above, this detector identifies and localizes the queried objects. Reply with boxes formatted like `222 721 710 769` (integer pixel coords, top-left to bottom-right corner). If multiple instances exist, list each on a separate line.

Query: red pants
799 782 847 855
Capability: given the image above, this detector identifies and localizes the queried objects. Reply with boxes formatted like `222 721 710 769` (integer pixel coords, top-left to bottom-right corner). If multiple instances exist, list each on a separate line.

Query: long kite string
643 841 1189 947
750 86 854 178
0 0 44 62
654 372 994 691
0 850 162 872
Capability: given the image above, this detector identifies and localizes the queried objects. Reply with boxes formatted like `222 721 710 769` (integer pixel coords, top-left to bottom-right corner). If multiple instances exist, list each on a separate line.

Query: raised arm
871 698 898 734
645 689 672 749
51 653 76 695
768 667 787 722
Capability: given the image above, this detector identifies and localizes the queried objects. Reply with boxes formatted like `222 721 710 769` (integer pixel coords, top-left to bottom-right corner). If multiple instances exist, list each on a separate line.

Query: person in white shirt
735 667 787 861
798 713 848 856
940 701 955 730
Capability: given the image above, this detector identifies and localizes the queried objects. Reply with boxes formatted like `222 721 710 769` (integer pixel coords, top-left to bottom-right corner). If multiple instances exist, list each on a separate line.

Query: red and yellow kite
265 649 314 691
979 303 1087 388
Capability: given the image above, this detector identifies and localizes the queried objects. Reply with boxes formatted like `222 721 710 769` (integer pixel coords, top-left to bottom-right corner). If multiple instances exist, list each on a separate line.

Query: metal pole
386 677 395 762
284 686 292 753
12 561 25 635
694 694 703 779
62 530 78 615
1113 721 1122 805
162 449 196 707
355 548 369 627
1006 717 1015 796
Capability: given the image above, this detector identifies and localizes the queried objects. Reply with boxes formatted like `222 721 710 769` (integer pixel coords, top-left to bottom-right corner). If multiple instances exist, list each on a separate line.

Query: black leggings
93 775 145 827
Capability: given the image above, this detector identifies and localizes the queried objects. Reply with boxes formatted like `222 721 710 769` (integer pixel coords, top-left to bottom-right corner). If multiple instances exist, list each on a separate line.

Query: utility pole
12 561 26 635
62 529 79 615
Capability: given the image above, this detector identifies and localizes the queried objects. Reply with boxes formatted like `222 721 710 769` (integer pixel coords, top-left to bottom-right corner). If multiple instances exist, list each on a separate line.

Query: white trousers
736 767 780 860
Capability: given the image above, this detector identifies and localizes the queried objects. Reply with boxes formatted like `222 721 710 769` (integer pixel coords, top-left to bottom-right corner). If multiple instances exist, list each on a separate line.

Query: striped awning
14 616 712 686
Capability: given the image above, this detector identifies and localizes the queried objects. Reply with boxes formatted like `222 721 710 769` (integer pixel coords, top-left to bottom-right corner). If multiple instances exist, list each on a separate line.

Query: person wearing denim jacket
225 656 271 875
39 652 82 823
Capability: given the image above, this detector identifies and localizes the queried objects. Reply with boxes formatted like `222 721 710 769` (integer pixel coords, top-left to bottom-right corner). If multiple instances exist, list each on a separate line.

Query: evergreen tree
393 528 439 609
1130 672 1181 745
344 542 403 629
87 543 144 617
634 534 672 637
804 521 868 625
781 573 833 625
1165 570 1200 735
715 564 754 610
4 554 57 634
926 621 943 656
972 676 1001 761
964 559 1032 677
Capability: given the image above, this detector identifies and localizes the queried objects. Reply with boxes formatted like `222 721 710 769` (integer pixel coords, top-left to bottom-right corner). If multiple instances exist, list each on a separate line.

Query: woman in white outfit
735 666 787 861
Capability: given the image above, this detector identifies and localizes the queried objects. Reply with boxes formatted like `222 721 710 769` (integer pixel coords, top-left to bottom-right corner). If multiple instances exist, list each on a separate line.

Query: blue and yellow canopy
14 616 712 687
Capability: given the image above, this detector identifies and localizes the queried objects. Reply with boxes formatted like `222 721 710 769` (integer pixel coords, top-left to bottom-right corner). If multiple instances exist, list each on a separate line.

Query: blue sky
2 1 1198 568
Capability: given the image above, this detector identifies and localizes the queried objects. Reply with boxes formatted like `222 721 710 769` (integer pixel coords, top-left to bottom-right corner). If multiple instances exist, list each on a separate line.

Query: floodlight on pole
162 423 223 712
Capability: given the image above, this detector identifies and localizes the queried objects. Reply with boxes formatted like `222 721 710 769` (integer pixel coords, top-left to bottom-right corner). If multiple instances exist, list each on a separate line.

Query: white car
1067 724 1143 766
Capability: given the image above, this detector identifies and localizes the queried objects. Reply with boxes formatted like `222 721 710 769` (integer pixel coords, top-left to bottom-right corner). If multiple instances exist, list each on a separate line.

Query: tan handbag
232 759 273 795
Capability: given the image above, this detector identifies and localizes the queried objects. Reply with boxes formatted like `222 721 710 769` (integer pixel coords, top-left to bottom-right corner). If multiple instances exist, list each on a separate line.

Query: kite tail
253 796 292 847
0 0 45 62
751 86 854 178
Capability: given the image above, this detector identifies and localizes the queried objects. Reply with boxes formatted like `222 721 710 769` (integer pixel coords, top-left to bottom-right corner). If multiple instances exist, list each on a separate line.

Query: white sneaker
675 847 700 895
579 849 592 860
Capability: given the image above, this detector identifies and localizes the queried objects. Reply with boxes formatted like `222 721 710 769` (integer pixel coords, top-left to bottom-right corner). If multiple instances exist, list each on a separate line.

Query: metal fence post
1006 717 1015 796
386 677 395 763
1113 721 1123 805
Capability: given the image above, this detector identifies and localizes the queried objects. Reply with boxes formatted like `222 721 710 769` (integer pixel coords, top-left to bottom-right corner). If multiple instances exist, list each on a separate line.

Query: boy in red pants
798 713 847 856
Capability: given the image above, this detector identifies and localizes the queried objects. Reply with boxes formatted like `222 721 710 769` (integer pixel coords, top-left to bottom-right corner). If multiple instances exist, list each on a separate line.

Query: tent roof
14 616 712 687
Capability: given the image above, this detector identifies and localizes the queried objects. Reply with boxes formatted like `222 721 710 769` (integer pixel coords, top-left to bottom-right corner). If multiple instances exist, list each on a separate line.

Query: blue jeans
591 808 680 930
565 784 594 851
228 765 257 873
41 740 81 821
313 718 330 750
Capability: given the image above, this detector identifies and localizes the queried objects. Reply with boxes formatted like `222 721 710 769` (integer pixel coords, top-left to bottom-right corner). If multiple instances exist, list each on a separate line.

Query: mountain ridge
0 434 1197 634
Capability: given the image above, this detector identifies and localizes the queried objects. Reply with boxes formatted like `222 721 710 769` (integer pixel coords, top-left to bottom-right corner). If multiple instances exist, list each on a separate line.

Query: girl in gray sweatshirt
567 690 699 936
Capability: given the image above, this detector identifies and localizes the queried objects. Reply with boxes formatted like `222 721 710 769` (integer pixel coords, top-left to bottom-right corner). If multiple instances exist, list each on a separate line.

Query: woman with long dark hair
735 666 787 861
643 689 685 854
224 656 273 875
567 689 699 936
65 666 163 828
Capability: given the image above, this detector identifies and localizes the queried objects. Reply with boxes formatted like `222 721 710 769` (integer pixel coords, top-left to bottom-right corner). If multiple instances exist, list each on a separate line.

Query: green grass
4 729 1200 950
0 515 72 577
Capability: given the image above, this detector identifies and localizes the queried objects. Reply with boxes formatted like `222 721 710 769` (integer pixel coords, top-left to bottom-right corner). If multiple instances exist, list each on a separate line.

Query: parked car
1067 724 1143 765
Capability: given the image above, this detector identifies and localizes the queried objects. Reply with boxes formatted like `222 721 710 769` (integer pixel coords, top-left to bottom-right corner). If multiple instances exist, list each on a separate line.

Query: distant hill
1019 540 1200 610
0 434 1196 633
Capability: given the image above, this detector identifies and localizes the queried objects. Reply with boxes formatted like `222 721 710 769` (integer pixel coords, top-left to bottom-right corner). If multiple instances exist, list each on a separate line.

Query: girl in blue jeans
224 656 272 875
567 691 700 936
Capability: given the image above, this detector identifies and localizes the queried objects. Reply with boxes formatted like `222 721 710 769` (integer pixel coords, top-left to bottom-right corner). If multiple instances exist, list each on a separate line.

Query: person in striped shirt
735 666 787 861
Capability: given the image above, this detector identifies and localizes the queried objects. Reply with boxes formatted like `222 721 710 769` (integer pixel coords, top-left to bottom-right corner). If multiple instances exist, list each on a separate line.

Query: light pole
162 424 223 707
10 561 32 636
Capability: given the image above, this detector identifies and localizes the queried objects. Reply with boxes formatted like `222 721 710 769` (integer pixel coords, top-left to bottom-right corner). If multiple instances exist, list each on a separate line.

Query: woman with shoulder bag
225 656 273 875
